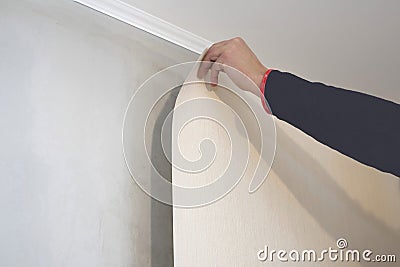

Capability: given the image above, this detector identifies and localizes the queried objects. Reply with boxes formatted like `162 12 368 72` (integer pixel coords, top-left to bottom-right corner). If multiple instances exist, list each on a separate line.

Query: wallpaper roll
172 54 400 266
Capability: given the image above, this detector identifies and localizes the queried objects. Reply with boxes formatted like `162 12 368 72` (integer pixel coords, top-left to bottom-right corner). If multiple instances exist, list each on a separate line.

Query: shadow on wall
148 86 181 267
272 122 400 266
214 86 400 266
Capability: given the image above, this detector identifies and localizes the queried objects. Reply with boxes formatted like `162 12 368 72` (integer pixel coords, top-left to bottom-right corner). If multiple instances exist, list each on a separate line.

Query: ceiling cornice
74 0 211 54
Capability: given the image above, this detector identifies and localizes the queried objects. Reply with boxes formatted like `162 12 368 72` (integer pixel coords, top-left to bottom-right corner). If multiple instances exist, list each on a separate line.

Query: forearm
264 70 400 177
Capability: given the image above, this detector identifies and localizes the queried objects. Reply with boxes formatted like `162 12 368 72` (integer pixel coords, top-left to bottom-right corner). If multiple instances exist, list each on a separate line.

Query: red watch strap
260 69 273 114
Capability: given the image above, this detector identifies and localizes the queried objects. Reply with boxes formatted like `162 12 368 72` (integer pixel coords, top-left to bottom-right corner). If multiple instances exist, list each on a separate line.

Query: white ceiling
122 0 400 102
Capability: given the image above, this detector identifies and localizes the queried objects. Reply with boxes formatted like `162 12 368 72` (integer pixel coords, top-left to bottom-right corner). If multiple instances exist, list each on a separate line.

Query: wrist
248 66 268 97
254 66 268 90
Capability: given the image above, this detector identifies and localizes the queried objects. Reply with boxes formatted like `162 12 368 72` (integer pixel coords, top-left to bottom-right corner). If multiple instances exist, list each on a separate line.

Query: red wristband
260 69 273 114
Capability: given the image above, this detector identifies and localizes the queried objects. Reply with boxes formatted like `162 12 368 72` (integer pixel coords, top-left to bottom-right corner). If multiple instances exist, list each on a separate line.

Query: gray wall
0 0 196 266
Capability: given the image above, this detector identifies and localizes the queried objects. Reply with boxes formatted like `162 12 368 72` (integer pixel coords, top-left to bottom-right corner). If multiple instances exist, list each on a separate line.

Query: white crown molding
73 0 211 54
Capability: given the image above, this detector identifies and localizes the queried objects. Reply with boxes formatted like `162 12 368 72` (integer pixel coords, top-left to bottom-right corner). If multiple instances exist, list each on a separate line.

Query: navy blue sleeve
264 70 400 177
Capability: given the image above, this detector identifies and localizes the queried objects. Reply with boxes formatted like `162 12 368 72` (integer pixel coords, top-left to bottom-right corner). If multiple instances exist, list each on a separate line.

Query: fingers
198 41 227 78
210 58 224 86
197 61 213 79
203 41 227 61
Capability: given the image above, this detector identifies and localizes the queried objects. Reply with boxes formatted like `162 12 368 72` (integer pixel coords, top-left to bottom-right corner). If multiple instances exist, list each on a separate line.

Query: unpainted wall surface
0 1 196 266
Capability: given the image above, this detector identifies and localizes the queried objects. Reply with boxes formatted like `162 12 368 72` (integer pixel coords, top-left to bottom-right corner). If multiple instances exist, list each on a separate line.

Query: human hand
197 37 268 96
